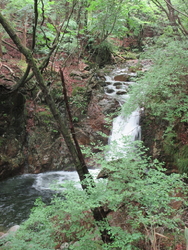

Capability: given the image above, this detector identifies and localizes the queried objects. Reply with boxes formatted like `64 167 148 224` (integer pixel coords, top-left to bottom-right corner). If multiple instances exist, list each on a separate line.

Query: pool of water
0 170 98 231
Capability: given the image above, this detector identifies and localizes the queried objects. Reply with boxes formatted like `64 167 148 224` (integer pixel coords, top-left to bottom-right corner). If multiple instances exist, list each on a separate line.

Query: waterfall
104 69 141 160
0 68 140 230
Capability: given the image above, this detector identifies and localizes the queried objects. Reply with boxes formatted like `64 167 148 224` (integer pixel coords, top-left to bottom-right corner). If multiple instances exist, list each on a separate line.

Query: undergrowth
1 141 187 250
122 38 188 173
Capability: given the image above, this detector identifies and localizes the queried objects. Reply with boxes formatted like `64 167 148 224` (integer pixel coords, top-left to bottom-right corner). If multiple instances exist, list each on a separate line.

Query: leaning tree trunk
0 11 90 189
0 12 112 243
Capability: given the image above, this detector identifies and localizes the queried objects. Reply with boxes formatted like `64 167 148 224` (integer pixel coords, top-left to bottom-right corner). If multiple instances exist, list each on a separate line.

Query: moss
122 51 138 60
72 86 86 96
129 63 142 72
163 132 177 156
17 60 28 71
176 158 188 173
175 145 188 173
36 107 54 126
179 144 188 157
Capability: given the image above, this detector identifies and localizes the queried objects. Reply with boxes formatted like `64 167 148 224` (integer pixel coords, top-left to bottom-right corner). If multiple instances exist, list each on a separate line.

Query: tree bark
0 12 112 243
21 12 27 61
0 11 90 189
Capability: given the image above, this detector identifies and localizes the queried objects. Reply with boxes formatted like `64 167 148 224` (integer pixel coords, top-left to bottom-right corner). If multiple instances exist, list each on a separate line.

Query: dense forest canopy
1 0 188 249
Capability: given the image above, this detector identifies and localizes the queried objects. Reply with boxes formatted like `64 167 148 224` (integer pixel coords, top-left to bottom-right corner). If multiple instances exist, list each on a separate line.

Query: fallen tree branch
2 39 19 51
2 64 15 76
112 51 126 61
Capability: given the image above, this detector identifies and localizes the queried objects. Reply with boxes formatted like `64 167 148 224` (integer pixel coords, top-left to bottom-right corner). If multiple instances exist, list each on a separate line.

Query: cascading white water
32 169 99 191
0 169 100 230
0 68 140 230
104 69 141 160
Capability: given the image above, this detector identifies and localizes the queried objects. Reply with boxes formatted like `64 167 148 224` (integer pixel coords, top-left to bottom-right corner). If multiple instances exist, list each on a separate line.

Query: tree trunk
165 0 178 33
0 11 90 189
21 12 27 61
0 12 112 243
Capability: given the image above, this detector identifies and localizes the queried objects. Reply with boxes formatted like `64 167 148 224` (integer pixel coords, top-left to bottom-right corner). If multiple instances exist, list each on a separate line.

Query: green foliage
72 86 86 96
86 0 149 40
163 131 177 155
3 142 187 249
122 38 188 173
185 227 188 249
50 83 64 102
70 87 88 112
125 40 188 119
35 107 55 127
93 40 113 66
175 145 188 173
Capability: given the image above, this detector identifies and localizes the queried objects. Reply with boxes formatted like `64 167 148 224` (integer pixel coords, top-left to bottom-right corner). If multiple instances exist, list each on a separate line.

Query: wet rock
114 74 131 81
113 82 122 88
105 88 115 94
116 90 127 95
0 232 5 237
70 70 90 79
60 242 70 249
78 61 90 71
100 81 111 87
27 126 72 173
98 96 119 114
0 225 20 239
75 128 90 145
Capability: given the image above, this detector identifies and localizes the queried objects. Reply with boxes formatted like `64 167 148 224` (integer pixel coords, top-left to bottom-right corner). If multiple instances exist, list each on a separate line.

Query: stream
0 67 140 232
104 68 141 160
0 170 98 231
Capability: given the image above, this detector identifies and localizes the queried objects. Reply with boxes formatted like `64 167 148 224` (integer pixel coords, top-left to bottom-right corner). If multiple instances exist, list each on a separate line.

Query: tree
150 0 188 35
0 8 115 242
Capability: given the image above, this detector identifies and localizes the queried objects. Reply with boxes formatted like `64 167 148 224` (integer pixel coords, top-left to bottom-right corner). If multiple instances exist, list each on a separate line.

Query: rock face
0 66 118 180
140 110 188 174
0 225 20 241
140 112 170 165
0 88 26 180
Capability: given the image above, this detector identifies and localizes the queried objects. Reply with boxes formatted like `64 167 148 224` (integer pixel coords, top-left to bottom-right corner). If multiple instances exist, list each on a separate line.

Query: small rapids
104 69 141 160
0 67 141 231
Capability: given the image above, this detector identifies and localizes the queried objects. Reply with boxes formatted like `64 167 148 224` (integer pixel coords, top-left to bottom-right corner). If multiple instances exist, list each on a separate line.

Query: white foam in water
107 109 141 160
32 169 100 191
104 70 141 160
111 109 141 143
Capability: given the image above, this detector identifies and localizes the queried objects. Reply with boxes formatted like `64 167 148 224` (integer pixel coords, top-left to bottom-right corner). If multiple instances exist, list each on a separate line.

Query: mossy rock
122 52 138 60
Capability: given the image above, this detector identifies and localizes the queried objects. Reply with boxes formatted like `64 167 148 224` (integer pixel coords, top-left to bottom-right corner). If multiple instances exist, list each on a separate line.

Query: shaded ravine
0 67 141 231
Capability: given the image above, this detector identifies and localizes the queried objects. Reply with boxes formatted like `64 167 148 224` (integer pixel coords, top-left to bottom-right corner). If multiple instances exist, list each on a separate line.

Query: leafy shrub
122 39 188 173
3 141 187 250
